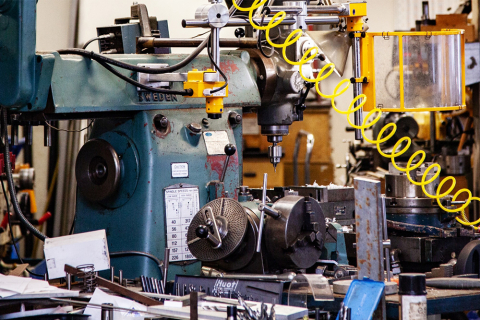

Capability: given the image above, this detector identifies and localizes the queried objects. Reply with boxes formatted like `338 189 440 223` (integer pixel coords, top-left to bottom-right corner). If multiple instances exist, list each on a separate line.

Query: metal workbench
304 287 480 319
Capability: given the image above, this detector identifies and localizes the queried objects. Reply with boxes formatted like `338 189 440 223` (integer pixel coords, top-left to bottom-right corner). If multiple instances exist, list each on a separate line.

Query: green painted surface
35 52 260 113
75 107 244 281
0 0 38 108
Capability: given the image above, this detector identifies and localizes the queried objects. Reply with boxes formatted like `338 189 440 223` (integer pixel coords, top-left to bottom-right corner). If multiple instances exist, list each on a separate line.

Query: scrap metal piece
77 264 97 293
64 265 161 306
354 178 384 281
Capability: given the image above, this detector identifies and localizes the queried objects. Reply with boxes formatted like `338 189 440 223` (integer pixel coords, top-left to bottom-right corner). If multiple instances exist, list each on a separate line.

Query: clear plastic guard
373 32 464 111
288 274 334 307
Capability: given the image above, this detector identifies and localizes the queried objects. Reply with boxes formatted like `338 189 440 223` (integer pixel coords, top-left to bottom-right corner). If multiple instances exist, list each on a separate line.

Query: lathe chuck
265 196 326 269
187 198 248 262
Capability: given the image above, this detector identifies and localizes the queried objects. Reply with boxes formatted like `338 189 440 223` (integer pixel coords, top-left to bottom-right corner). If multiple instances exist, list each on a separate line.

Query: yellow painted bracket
351 77 368 83
341 2 367 32
183 69 228 116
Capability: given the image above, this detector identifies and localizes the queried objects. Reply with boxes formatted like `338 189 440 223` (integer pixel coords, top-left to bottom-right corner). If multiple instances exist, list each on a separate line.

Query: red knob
38 212 52 225
1 212 9 229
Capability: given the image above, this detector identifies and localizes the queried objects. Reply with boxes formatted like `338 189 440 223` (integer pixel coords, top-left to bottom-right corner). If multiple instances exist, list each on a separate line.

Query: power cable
206 33 229 94
1 109 47 242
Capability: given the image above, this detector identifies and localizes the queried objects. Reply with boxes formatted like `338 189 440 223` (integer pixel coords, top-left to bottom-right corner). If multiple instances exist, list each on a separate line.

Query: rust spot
359 259 366 264
207 155 226 178
144 122 148 127
220 60 240 78
366 220 371 234
207 150 240 181
148 181 150 184
365 197 370 207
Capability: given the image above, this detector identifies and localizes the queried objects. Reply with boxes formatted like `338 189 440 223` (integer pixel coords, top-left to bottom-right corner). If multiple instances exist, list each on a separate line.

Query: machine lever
193 224 220 248
188 207 223 249
258 203 280 219
162 247 170 294
256 173 268 252
220 144 236 183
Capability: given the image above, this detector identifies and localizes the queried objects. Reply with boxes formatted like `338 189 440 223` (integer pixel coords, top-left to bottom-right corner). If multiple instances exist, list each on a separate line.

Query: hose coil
232 0 480 227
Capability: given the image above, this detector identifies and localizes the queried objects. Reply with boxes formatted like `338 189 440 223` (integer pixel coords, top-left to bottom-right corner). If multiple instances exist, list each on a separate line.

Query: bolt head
187 122 202 133
159 117 168 128
228 112 242 125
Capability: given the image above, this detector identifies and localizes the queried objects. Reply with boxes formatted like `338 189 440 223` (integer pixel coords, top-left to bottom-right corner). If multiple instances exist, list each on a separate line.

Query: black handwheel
456 240 480 276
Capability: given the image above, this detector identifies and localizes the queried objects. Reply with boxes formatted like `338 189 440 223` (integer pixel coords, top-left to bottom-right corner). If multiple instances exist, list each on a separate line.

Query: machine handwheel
456 240 480 276
75 139 121 202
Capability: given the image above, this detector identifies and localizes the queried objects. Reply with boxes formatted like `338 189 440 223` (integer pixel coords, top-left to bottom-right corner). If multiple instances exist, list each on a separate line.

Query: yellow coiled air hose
232 0 480 229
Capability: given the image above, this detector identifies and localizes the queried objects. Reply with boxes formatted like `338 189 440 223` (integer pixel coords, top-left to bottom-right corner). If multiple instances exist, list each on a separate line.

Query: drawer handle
244 172 257 178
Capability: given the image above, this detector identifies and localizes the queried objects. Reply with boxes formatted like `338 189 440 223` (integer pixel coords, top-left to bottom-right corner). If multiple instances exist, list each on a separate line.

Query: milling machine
0 0 366 282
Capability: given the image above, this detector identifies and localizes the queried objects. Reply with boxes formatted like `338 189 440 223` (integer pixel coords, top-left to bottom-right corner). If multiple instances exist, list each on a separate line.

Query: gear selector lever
220 144 236 182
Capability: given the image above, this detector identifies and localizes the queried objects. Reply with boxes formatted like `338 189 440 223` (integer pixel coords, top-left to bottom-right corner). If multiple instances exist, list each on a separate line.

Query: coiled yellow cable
232 0 480 227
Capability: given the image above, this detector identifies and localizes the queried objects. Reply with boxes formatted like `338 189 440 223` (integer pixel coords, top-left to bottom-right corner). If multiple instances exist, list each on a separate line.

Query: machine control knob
224 144 237 156
187 122 202 133
196 225 209 238
228 112 242 126
234 28 245 38
220 144 236 182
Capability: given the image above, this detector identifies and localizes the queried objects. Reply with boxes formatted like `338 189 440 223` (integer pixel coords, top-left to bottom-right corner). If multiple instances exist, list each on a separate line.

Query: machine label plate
164 186 199 262
203 131 229 155
175 275 283 303
137 92 184 103
171 162 189 178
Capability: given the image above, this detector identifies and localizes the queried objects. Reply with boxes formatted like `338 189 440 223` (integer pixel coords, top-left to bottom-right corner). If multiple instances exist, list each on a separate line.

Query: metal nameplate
164 184 200 262
203 131 229 155
174 275 284 303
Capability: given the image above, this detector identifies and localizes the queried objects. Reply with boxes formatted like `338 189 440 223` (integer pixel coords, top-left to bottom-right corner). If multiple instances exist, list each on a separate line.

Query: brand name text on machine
138 92 179 103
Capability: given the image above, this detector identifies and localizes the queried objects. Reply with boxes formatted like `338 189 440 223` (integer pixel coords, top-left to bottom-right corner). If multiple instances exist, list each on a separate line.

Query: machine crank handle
258 203 280 219
296 82 315 109
188 206 223 249
190 225 222 248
